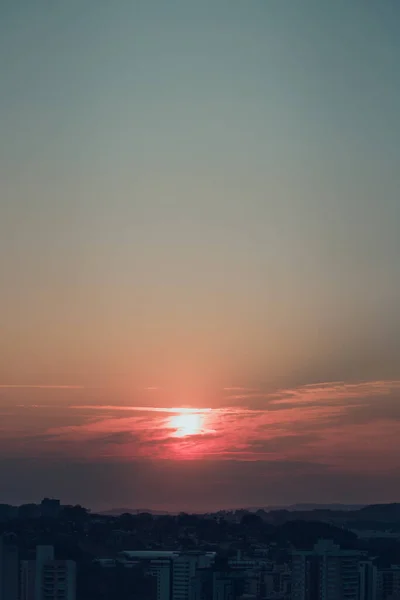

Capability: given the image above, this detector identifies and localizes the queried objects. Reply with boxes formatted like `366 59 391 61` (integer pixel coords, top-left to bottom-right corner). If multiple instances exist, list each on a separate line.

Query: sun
169 412 203 438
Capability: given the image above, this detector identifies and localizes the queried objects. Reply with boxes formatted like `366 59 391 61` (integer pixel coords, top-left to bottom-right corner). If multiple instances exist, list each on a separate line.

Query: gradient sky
1 0 399 511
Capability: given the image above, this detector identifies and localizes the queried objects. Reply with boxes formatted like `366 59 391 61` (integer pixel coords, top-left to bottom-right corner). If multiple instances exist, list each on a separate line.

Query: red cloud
0 380 399 471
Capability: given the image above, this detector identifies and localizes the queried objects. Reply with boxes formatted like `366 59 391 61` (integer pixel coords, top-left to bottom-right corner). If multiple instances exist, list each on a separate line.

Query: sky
0 0 399 511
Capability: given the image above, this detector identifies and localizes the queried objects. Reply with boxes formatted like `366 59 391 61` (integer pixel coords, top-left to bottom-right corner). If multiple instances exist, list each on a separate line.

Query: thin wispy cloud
0 384 85 390
69 405 214 414
1 379 398 473
272 380 400 403
222 387 260 392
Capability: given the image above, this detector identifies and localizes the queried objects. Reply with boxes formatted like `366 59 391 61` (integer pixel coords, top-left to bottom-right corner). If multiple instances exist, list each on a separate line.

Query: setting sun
169 412 203 437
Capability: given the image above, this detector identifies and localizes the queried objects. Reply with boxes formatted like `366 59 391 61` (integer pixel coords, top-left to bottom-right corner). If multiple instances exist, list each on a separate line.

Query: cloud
0 379 399 473
70 405 211 414
0 384 85 389
222 386 260 392
272 379 400 402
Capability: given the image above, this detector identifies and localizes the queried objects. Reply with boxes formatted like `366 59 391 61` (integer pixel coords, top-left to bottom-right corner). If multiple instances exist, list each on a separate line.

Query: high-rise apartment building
212 573 234 600
119 550 215 600
20 561 36 600
21 546 76 600
376 565 400 600
145 559 172 600
0 534 19 600
359 561 377 600
190 568 213 600
172 553 215 600
292 540 361 600
119 551 178 600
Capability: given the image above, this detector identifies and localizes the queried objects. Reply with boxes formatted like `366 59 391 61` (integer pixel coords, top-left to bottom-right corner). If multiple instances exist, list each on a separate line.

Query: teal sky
2 0 400 387
0 1 399 507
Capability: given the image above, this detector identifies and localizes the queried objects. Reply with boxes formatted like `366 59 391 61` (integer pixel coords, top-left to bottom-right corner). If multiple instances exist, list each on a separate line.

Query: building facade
359 561 377 600
172 553 215 600
376 565 400 600
292 540 361 600
21 546 76 600
0 534 19 600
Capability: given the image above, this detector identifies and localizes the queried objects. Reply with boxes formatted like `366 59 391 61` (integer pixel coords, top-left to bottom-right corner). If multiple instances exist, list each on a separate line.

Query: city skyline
1 0 400 510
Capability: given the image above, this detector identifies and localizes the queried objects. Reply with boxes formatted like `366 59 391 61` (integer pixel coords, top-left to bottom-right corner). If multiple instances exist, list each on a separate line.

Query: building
190 568 213 600
143 559 172 600
292 540 361 600
86 558 157 600
36 546 76 600
20 561 36 600
40 499 60 519
119 551 178 600
172 553 215 600
119 551 215 600
376 565 400 600
0 534 19 600
359 561 377 600
212 572 234 600
21 546 76 600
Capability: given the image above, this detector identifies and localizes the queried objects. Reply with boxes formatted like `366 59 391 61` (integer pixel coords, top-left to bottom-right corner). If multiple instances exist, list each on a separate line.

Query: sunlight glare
169 412 204 437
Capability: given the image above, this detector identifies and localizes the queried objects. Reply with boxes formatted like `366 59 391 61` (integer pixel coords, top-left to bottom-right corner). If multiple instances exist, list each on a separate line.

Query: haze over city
1 0 399 512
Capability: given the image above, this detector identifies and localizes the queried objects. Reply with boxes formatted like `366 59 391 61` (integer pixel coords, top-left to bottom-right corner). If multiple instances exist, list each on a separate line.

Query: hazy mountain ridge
251 503 366 512
99 503 399 519
99 508 171 516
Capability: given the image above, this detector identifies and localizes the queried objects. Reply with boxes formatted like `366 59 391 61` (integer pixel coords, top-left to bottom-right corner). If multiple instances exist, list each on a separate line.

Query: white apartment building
292 540 361 600
172 553 215 600
21 546 76 600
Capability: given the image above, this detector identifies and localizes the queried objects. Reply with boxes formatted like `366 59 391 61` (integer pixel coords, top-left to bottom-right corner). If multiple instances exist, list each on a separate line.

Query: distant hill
258 503 400 529
242 504 365 513
273 519 358 549
98 503 399 520
275 503 366 512
98 508 172 516
357 503 400 520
